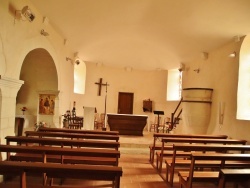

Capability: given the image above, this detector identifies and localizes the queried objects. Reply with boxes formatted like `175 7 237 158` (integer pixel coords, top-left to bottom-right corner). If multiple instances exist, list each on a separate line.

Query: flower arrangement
20 107 27 115
34 121 47 131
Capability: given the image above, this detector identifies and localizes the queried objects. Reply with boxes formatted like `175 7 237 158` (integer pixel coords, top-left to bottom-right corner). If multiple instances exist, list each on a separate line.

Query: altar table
107 114 148 136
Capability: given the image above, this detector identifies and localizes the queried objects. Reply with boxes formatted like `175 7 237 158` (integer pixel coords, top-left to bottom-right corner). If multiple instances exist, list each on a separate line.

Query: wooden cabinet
143 100 152 112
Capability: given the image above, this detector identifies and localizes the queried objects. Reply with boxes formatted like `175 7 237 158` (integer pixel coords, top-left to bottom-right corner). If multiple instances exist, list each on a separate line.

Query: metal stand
153 111 164 133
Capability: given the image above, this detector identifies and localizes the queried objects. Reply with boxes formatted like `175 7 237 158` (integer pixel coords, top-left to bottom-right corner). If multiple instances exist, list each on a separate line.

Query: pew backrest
218 169 250 188
39 127 119 135
25 131 119 142
0 161 123 188
0 144 120 166
166 144 250 186
5 136 120 150
150 133 228 163
186 153 250 188
158 137 247 172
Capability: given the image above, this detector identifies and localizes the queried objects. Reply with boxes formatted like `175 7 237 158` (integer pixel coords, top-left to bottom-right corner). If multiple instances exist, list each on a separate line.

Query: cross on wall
95 78 109 96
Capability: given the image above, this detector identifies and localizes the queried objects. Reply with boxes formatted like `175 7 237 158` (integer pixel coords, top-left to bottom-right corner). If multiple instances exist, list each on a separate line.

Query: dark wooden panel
107 114 148 136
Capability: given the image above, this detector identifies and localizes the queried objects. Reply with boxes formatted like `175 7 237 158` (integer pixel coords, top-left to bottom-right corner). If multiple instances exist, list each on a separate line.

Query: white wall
182 37 250 141
0 0 179 133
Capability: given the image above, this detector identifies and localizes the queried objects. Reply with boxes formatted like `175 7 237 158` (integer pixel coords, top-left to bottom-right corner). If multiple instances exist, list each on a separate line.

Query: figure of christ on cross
95 78 109 96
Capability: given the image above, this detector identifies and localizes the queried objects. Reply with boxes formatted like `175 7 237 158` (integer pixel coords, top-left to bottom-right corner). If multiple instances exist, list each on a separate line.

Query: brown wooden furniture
166 144 250 186
25 131 119 142
149 133 228 164
15 117 25 136
39 127 119 135
6 136 120 150
218 169 250 188
178 153 250 188
0 144 120 166
107 113 148 136
143 99 152 112
68 116 83 129
0 161 122 188
149 116 162 132
157 137 247 172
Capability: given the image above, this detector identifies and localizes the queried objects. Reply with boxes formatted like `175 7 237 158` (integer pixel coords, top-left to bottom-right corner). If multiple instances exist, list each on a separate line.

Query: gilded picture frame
39 94 55 115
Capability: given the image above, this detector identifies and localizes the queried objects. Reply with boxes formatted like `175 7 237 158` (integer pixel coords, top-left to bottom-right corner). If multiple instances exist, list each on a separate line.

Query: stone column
0 76 24 145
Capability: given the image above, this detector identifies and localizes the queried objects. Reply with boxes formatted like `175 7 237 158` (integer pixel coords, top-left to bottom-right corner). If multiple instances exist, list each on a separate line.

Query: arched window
167 69 182 101
74 58 86 94
237 34 250 120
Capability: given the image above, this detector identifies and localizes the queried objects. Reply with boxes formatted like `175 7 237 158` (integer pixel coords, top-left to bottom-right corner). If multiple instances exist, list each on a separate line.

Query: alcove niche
16 48 58 134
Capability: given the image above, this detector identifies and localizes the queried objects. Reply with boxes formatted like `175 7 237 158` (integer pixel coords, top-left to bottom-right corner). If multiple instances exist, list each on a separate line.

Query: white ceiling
29 0 250 71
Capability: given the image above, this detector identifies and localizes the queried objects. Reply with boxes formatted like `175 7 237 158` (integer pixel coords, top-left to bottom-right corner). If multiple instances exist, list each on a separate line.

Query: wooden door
118 92 134 114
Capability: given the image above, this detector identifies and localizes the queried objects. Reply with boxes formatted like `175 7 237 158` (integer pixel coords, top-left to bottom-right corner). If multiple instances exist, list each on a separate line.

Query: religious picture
39 94 56 115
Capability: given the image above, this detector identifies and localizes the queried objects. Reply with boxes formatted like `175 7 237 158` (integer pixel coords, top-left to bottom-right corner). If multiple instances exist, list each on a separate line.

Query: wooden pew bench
149 133 228 164
0 144 120 166
218 169 250 188
157 137 247 173
166 144 250 186
5 136 120 150
25 131 119 142
39 127 119 135
178 153 250 188
0 161 122 188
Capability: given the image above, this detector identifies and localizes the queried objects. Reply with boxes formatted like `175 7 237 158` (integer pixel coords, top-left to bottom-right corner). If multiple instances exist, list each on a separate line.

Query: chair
15 117 25 136
150 116 162 132
95 113 105 130
158 117 170 133
68 116 83 129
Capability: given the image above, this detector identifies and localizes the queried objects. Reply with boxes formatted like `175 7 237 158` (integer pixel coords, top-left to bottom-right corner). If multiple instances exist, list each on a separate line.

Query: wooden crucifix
95 78 109 96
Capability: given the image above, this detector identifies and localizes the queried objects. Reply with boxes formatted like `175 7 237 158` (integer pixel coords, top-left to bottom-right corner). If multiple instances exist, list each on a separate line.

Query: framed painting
39 94 56 115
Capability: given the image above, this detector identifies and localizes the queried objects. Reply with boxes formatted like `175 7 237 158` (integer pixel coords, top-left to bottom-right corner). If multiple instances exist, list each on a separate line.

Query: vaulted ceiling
30 0 250 70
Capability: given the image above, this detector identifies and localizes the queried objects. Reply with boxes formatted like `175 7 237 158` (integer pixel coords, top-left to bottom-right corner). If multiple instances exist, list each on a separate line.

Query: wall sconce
66 57 72 61
178 63 185 72
200 52 209 60
21 6 35 22
228 52 236 58
193 68 200 73
15 6 35 23
66 57 80 65
40 29 49 36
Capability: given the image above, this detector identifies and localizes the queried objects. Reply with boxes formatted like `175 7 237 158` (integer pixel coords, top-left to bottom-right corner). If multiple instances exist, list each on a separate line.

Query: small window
167 69 182 101
74 59 86 94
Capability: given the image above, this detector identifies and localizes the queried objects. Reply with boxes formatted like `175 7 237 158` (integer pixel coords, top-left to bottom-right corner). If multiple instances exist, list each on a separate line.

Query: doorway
118 92 134 114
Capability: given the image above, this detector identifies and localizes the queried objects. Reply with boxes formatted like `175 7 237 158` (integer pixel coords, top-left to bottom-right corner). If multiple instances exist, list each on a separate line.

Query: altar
107 113 148 136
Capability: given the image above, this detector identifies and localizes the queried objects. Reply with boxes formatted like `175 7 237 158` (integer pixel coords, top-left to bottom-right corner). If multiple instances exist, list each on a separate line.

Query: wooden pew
149 133 228 164
0 160 122 188
178 153 250 188
157 137 247 172
25 131 119 142
166 144 250 186
0 144 120 166
218 169 250 188
6 136 120 150
39 127 119 135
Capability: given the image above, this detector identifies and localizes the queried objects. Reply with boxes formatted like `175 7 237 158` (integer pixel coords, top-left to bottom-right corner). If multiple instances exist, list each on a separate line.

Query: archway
16 48 58 132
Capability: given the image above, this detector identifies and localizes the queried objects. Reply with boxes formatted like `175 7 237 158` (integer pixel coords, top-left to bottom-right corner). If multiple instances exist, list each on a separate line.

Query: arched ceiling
29 0 250 70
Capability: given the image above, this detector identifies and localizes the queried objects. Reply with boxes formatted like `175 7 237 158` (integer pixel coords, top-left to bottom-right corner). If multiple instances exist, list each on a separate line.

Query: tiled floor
119 131 167 188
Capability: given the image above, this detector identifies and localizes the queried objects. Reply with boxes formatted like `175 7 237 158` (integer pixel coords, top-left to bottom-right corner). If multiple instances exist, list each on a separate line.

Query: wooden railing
169 97 183 131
